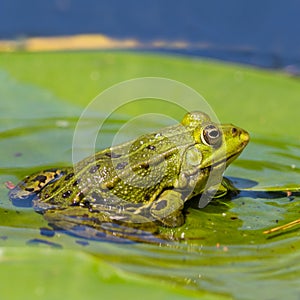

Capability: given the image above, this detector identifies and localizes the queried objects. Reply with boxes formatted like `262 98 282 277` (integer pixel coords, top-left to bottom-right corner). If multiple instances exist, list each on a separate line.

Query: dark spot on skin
91 191 104 202
82 200 91 208
70 200 80 206
64 173 74 181
51 185 60 193
144 194 150 201
62 190 72 198
89 164 100 174
34 175 48 183
105 182 114 190
25 187 35 192
78 192 85 200
105 151 121 158
116 162 128 170
14 152 22 157
71 191 85 206
140 162 150 170
111 152 121 158
147 145 156 150
230 216 238 220
0 236 8 240
73 178 81 186
54 171 65 179
40 227 55 237
155 199 168 211
163 152 173 160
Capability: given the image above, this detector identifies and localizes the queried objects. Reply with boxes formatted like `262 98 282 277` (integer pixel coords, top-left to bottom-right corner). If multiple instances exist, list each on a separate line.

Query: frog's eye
201 125 222 147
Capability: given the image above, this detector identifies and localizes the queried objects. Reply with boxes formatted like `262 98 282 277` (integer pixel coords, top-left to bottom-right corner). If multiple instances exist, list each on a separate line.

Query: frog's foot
8 168 67 207
43 207 165 244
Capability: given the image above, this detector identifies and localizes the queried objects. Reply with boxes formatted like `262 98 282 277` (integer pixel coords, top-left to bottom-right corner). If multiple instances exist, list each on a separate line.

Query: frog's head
179 111 249 203
182 111 249 168
182 112 249 168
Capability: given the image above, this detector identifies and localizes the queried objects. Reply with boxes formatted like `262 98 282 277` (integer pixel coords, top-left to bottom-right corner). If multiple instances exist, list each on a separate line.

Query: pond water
2 1 300 70
1 69 300 299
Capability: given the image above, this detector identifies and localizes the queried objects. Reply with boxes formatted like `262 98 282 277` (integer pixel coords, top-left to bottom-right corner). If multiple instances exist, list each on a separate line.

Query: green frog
8 111 249 243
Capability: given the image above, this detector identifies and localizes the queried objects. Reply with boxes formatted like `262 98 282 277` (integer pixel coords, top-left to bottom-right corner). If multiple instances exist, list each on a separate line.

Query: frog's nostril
231 127 238 136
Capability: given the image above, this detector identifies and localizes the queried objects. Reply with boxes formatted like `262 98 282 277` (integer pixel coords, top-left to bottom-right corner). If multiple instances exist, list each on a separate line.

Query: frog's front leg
208 177 238 200
8 168 68 207
150 190 185 227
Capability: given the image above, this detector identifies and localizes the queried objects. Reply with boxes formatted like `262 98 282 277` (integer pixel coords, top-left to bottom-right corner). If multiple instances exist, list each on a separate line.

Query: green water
1 56 300 300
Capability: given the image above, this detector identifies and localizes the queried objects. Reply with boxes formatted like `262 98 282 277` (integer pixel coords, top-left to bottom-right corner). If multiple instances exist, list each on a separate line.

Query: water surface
1 71 300 300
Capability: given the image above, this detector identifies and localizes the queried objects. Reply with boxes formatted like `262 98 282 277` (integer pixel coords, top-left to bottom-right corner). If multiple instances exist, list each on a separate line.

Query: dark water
1 0 300 70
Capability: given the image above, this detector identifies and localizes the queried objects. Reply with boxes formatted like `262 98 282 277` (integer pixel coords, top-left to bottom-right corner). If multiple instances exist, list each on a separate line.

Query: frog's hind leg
8 168 67 207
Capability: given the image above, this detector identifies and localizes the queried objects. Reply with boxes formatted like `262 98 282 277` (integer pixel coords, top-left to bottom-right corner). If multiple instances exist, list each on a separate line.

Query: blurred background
2 2 300 299
1 0 300 71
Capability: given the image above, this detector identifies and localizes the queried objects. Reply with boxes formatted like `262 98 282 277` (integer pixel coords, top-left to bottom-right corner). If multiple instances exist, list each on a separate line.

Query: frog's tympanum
9 111 249 243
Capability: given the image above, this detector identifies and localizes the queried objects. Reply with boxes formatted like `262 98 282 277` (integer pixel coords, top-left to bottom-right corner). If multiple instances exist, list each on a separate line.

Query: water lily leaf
1 51 300 299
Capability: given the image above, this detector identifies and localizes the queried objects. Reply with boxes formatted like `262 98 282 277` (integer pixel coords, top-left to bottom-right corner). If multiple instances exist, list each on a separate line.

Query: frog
8 111 249 243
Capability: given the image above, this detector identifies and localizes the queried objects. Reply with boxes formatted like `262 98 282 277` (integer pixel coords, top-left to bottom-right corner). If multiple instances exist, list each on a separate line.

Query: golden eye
201 125 222 147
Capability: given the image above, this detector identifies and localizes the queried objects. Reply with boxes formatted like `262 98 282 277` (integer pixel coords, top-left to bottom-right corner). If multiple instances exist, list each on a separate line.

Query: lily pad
1 51 300 299
0 247 209 300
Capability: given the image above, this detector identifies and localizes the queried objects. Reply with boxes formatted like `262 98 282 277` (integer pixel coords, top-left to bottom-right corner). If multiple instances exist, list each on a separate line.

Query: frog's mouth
207 151 240 170
210 135 249 169
225 152 242 167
